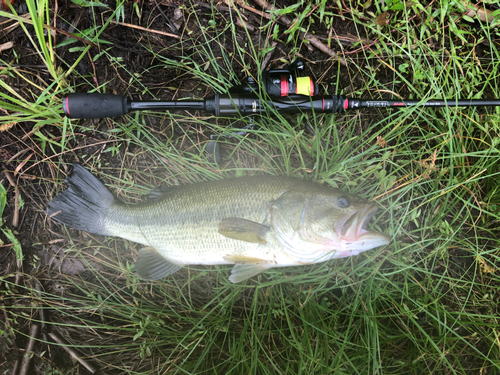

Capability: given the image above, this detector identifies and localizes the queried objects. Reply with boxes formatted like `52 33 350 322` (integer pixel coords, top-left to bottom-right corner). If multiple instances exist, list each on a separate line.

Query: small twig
4 13 99 49
253 0 347 65
18 324 39 375
46 24 99 49
87 49 99 88
3 169 16 187
261 40 278 70
109 19 181 39
195 1 230 12
3 310 20 373
0 41 13 52
3 310 11 330
315 33 369 46
0 13 28 36
11 360 20 375
13 187 19 228
48 332 96 374
154 0 180 33
5 148 30 167
235 18 255 33
232 0 271 19
35 282 46 340
14 152 33 177
3 170 19 227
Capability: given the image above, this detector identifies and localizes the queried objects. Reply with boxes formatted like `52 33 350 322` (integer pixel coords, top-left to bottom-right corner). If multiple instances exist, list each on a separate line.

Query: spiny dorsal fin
135 247 182 280
218 217 269 244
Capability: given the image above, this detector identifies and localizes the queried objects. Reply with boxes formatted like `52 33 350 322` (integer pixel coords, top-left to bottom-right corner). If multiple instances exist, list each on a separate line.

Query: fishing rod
62 59 500 119
62 60 500 161
62 92 500 119
63 61 322 163
63 60 321 119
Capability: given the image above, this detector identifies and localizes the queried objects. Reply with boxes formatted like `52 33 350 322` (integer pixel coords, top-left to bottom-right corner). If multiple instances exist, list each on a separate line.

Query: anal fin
223 255 270 283
229 264 270 283
135 247 182 280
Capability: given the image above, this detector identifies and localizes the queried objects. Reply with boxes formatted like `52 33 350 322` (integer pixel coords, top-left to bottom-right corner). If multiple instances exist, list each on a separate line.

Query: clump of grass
1 1 500 374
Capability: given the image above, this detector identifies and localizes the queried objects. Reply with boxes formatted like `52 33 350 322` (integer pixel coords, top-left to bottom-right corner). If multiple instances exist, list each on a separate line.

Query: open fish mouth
340 204 382 241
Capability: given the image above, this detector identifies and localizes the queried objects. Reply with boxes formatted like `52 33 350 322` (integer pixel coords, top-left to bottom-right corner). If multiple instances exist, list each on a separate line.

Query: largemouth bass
46 164 390 283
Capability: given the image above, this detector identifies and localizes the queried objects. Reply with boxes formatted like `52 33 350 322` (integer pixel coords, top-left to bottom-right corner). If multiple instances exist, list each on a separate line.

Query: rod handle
63 93 130 119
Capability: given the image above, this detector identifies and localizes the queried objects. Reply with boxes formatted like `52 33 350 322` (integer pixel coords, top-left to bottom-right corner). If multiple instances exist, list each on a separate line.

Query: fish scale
46 164 390 283
104 177 296 264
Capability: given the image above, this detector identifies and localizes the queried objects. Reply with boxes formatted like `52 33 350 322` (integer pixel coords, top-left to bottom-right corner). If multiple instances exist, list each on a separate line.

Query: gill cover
270 190 339 263
270 188 389 263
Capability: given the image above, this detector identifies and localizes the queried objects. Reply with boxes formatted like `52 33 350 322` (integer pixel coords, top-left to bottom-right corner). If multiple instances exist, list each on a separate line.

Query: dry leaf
47 246 87 275
1 0 14 11
478 256 496 274
377 135 387 148
375 12 390 26
14 152 34 176
462 1 496 24
0 122 16 132
0 42 13 52
235 18 255 33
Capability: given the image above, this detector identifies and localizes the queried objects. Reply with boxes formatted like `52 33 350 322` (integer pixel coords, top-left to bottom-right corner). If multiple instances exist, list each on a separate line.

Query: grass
1 0 500 374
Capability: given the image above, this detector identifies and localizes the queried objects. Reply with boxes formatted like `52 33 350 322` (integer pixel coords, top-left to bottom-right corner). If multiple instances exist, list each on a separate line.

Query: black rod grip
63 93 130 119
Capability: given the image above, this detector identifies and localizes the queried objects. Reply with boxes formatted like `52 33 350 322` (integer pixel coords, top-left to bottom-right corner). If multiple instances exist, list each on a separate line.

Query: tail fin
46 164 115 236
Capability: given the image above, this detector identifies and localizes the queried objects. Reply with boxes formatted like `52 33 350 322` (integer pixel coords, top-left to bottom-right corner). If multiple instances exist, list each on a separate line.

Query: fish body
47 164 390 283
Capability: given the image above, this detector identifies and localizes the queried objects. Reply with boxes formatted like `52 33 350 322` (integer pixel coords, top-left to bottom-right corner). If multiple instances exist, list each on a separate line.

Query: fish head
270 187 390 263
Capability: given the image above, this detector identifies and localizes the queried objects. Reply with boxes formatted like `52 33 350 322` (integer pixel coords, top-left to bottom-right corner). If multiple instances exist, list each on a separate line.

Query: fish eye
337 196 350 208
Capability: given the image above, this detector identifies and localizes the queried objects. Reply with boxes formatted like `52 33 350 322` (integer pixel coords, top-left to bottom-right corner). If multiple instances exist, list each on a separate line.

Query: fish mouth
339 204 389 243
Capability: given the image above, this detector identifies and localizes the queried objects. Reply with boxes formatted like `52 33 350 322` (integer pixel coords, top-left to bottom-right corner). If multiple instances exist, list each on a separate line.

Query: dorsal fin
145 185 182 202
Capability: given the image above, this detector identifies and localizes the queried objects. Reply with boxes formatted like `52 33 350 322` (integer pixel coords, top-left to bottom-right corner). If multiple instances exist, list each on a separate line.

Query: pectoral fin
218 218 270 244
223 255 270 283
135 247 182 280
